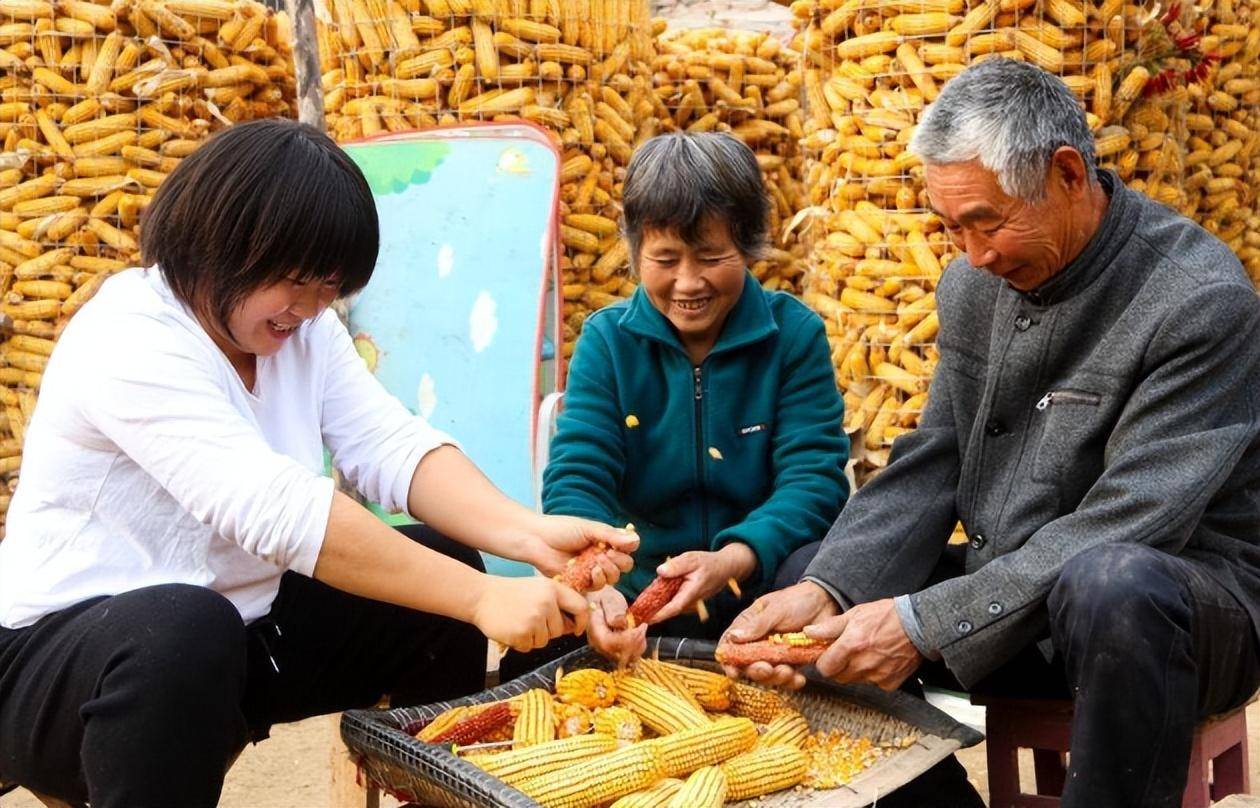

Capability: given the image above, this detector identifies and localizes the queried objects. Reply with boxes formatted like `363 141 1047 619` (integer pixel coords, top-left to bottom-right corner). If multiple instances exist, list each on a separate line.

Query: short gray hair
909 58 1097 201
621 132 769 263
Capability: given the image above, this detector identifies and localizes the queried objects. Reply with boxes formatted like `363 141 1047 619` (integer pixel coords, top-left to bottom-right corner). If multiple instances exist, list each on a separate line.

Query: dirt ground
5 701 1259 807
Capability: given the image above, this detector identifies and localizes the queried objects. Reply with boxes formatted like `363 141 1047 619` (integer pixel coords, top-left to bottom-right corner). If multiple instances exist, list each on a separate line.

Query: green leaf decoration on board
345 141 452 196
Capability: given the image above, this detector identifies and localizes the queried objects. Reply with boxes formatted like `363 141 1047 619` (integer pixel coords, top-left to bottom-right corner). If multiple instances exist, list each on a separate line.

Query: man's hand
805 598 923 691
523 515 638 588
719 580 839 688
586 586 649 667
649 544 757 623
472 576 590 653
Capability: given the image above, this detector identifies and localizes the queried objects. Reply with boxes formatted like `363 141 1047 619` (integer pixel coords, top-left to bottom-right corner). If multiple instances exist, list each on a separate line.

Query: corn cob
513 688 556 749
592 705 643 743
721 743 809 799
728 682 784 724
641 716 758 778
555 702 593 738
514 743 665 808
614 675 709 735
631 658 709 717
657 662 732 711
425 702 514 746
756 709 811 749
608 778 683 808
716 633 829 668
556 668 617 709
625 575 683 627
467 734 616 784
664 765 726 808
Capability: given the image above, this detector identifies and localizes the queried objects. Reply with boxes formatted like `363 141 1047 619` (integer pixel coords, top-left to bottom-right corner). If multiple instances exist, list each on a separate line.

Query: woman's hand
586 586 649 667
472 576 591 653
648 543 758 624
523 515 638 589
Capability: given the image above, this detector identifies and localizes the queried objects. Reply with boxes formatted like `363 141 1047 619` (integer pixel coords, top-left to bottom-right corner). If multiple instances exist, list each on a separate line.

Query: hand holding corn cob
533 517 639 592
715 633 830 668
718 581 841 688
635 545 756 625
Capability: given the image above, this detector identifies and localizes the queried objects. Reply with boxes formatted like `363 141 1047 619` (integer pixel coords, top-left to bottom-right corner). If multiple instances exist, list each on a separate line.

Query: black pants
499 540 824 682
885 542 1260 808
0 525 487 808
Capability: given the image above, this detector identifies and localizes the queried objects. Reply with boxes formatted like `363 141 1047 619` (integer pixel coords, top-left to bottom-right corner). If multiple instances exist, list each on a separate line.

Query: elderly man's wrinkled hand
804 598 922 691
586 586 648 668
719 581 839 689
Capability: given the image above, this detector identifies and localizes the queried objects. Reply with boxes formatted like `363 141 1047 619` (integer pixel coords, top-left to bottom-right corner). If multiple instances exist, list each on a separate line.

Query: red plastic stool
975 696 1250 808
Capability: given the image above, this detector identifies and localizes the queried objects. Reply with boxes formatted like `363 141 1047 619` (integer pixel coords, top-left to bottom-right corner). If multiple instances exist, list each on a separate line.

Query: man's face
925 160 1078 291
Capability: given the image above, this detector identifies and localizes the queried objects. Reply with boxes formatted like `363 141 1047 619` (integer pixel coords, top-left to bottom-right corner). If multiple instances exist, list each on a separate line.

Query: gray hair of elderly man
620 131 770 267
909 58 1099 202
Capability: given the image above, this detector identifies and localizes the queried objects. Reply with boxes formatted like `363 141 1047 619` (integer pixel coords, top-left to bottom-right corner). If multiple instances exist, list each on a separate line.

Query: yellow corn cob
608 778 683 808
834 32 901 61
756 710 811 749
632 659 709 717
0 176 60 211
535 43 593 64
3 299 60 319
513 688 556 749
0 0 53 19
556 668 617 709
592 705 642 742
657 662 732 712
165 0 237 19
889 12 957 36
12 197 79 218
945 0 997 47
85 217 137 253
721 743 809 800
499 17 560 42
62 114 137 146
0 231 42 260
515 744 665 808
614 675 709 735
61 271 108 318
459 86 535 116
642 716 758 779
1011 30 1063 72
729 682 784 724
555 702 593 738
11 280 70 300
664 766 726 808
467 734 616 785
1111 65 1149 123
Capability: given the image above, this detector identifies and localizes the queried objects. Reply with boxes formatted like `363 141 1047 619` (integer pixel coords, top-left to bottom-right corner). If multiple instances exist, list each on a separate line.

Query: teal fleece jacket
543 273 850 598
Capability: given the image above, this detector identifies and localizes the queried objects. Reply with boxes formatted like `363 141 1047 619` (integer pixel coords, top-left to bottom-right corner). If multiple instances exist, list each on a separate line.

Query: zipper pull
693 366 702 400
1036 393 1052 411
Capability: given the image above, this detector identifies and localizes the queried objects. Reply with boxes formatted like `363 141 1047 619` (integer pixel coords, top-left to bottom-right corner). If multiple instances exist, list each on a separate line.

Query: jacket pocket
1031 387 1106 484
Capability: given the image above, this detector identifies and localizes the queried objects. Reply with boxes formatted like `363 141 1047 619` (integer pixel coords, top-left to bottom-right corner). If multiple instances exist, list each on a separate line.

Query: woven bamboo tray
340 637 984 808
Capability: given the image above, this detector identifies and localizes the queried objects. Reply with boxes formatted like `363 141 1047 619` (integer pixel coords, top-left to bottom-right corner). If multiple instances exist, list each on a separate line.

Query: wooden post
329 713 380 808
284 0 325 129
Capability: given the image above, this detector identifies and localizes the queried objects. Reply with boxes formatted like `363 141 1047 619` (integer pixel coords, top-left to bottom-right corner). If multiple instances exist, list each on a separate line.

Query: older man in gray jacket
722 58 1260 807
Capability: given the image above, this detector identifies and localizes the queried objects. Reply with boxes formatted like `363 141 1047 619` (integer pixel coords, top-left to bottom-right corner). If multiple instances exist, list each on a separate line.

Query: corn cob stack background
0 0 295 536
789 0 1260 485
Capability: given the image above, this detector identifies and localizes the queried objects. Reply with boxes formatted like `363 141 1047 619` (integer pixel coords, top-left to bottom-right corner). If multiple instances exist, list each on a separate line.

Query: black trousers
884 542 1260 808
0 525 487 808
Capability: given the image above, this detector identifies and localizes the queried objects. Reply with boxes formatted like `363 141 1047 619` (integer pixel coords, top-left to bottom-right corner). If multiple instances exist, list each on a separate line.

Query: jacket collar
1018 170 1140 307
618 270 779 359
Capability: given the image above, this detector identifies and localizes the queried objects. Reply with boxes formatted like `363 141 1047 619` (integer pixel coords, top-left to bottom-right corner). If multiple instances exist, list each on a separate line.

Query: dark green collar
618 271 780 360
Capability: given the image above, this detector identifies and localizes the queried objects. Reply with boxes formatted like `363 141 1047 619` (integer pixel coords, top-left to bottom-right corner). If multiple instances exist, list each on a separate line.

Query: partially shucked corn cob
466 734 616 785
556 668 616 709
555 542 608 592
729 682 784 724
593 706 643 743
514 743 665 808
641 716 758 779
721 743 809 800
513 689 556 749
665 765 727 808
608 778 683 808
632 658 709 717
626 575 683 627
614 675 709 735
658 661 732 712
715 632 829 667
756 710 811 749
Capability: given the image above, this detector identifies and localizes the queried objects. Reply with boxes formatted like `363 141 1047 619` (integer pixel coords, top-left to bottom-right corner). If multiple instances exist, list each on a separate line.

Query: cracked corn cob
514 743 666 808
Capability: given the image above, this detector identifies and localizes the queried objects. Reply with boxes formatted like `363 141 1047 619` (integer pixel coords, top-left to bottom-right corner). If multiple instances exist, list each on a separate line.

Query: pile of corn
788 0 1259 481
0 0 296 535
651 26 810 294
313 0 658 359
407 661 917 807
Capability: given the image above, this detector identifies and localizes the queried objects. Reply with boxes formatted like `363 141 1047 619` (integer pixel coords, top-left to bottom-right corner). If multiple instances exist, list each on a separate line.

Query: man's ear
1050 146 1091 198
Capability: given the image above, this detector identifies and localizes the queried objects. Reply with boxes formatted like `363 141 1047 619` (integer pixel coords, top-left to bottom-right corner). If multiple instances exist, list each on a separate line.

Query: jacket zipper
693 365 709 547
1036 390 1102 410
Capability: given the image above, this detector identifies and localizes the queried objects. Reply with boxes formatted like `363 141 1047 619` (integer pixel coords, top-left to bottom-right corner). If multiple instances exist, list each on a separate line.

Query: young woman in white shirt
0 119 635 808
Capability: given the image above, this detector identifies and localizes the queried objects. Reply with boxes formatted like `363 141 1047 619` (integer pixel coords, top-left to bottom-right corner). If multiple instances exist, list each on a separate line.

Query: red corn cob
428 702 514 745
555 542 608 593
715 633 829 667
626 575 685 627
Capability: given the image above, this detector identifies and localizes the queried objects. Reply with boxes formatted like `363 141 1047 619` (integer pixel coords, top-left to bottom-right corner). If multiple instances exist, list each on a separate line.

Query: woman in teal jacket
538 132 849 664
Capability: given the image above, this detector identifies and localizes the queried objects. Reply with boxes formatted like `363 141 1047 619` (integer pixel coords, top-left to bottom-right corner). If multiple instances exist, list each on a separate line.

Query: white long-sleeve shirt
0 266 455 629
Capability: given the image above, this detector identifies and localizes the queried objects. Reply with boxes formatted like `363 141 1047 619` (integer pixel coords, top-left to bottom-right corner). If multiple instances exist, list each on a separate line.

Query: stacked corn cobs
412 662 915 808
789 0 1260 482
0 0 295 535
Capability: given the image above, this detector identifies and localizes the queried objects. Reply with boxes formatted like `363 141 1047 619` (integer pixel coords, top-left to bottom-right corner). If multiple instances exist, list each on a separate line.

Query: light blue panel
343 131 559 577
